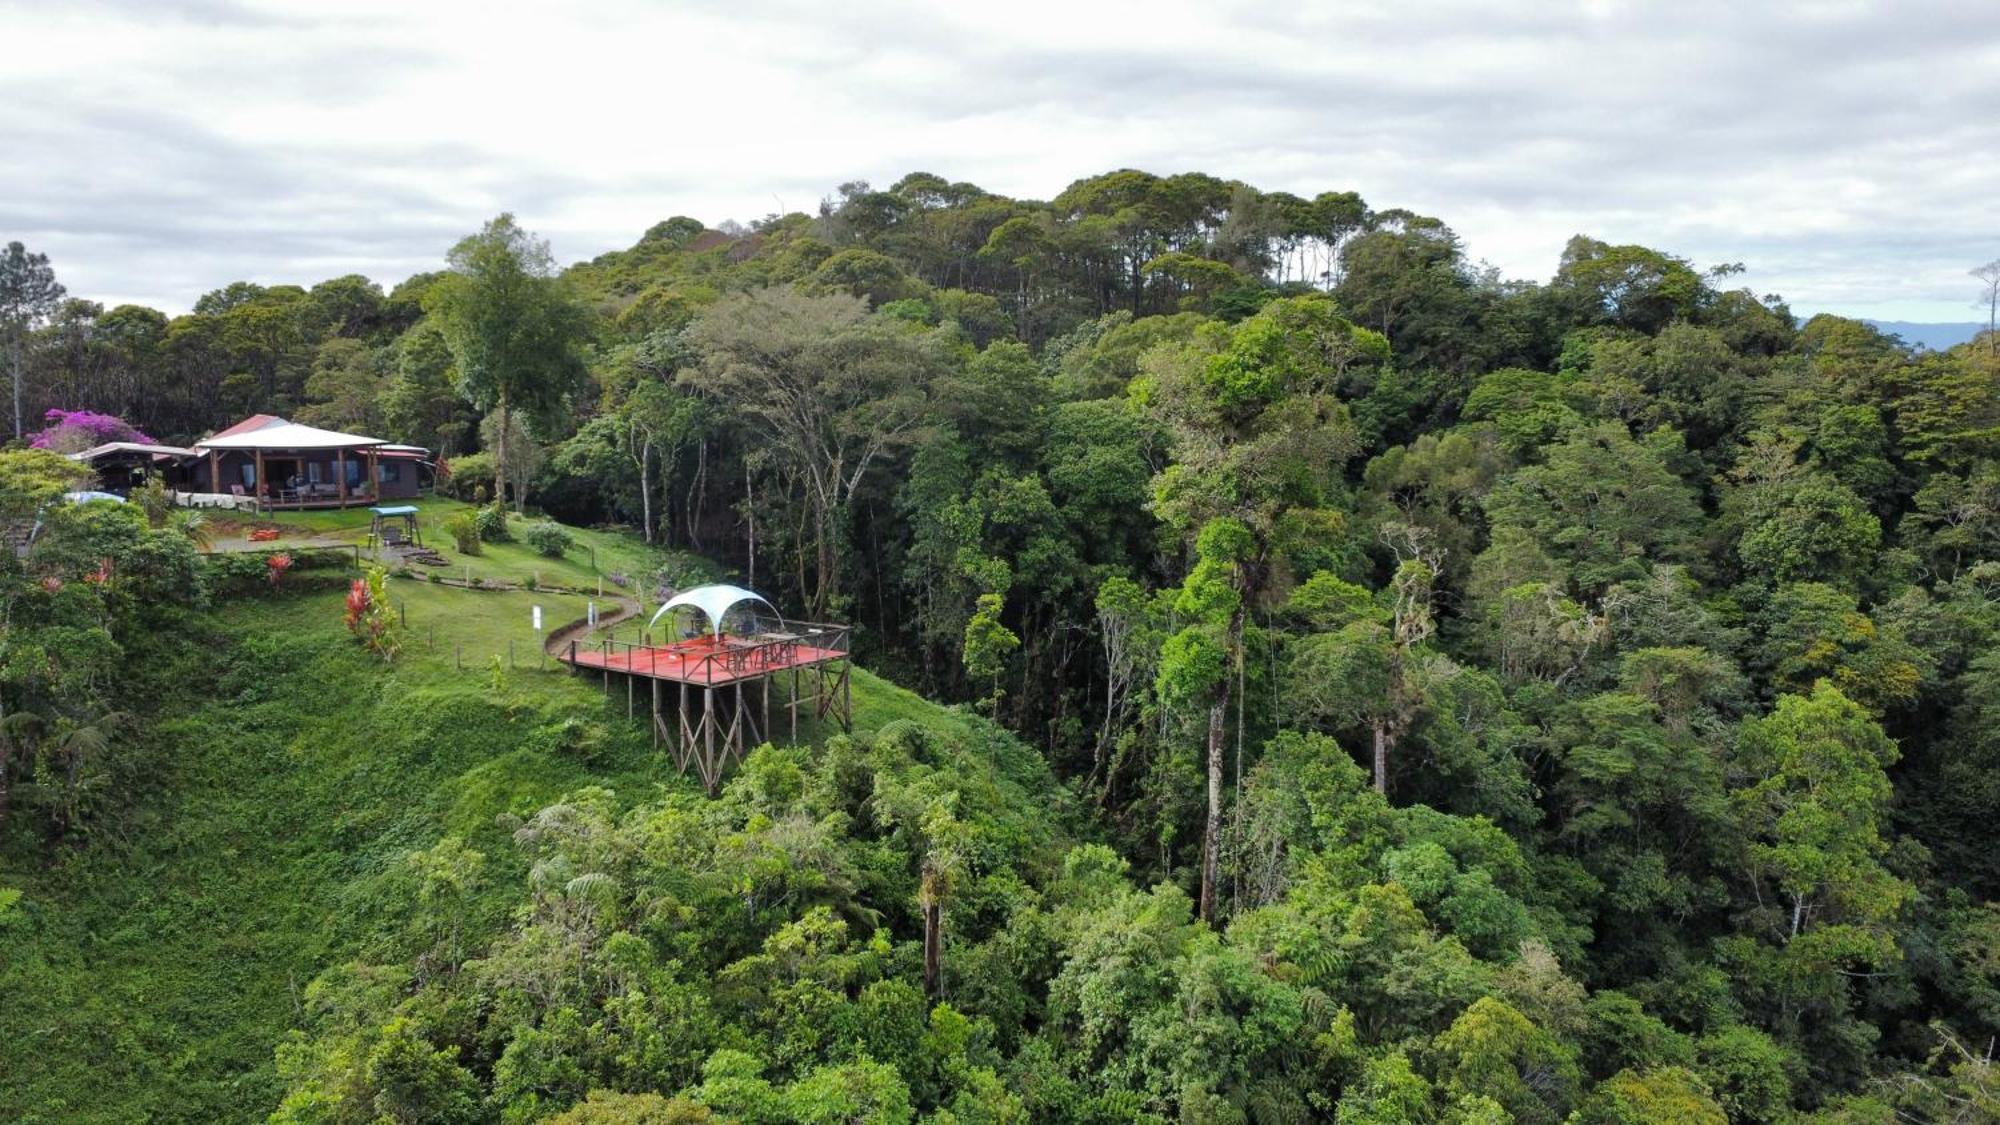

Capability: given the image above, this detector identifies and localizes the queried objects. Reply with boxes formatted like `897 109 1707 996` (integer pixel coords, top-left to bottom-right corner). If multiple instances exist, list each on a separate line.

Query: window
377 462 402 484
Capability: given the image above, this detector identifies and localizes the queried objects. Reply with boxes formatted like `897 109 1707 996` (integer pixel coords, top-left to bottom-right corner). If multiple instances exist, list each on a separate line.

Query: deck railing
569 621 851 686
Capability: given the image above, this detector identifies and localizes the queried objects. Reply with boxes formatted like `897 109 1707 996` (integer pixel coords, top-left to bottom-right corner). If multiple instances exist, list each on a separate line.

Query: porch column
208 450 219 493
336 449 348 505
254 449 265 510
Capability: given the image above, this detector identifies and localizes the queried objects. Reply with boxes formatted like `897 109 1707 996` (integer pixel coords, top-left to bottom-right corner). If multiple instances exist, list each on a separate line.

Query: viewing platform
555 585 852 794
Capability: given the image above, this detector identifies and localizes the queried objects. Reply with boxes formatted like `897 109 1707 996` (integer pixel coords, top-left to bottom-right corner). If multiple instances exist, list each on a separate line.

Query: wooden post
791 665 799 744
627 669 633 719
336 448 348 506
208 450 219 493
652 678 659 750
703 686 716 794
254 449 265 512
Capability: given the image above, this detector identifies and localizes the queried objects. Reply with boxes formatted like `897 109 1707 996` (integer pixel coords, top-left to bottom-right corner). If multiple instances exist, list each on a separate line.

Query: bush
444 513 481 555
473 501 511 543
523 521 571 558
199 548 357 599
445 451 496 502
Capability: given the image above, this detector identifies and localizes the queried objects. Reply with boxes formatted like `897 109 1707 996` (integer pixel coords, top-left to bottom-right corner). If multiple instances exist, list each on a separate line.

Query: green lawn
211 496 667 597
0 549 977 1122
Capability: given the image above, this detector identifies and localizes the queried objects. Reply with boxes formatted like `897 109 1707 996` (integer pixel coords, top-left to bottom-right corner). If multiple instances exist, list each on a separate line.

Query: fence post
455 642 461 670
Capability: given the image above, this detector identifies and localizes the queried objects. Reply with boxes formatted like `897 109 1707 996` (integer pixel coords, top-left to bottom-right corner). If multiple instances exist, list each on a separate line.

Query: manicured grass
383 576 597 673
230 496 666 596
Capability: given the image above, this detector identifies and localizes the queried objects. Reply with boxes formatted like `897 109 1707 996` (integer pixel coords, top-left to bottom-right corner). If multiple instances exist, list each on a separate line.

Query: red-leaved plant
344 568 399 662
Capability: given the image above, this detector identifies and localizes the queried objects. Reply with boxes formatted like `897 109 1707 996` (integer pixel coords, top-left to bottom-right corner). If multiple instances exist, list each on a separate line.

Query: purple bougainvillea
27 408 157 452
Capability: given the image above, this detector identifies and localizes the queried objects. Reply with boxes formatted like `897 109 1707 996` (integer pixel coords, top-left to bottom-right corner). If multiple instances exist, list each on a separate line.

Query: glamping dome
646 584 782 639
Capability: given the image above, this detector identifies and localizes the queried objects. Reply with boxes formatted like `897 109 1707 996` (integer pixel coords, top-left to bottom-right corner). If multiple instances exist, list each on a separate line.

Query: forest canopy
3 169 2000 1122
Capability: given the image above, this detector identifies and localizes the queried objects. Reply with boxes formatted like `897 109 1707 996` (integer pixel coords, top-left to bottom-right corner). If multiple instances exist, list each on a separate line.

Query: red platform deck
562 631 847 687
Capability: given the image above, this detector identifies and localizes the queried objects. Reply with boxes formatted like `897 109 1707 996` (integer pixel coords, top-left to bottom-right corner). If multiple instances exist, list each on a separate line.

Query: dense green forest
3 169 1999 1122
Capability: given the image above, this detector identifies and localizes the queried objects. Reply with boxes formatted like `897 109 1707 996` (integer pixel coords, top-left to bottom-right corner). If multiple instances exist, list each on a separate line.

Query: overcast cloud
2 0 1995 319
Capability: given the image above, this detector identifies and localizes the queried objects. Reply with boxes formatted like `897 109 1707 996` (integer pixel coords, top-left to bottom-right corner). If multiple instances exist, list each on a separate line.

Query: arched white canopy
647 584 781 637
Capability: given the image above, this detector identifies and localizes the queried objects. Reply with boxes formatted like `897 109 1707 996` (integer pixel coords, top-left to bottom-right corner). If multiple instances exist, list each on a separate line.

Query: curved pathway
543 592 641 658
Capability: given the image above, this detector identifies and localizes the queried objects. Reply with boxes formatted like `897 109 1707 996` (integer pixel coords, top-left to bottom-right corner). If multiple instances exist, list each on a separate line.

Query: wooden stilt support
679 682 691 775
651 678 660 750
703 686 717 795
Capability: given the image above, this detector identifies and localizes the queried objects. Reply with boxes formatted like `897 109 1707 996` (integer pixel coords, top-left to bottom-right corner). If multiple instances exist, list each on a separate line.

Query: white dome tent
647 583 782 639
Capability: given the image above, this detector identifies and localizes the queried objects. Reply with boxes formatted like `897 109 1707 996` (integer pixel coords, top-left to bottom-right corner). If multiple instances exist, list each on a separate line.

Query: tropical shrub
444 451 496 501
343 566 400 661
444 512 482 555
523 520 570 558
473 501 511 542
27 408 155 453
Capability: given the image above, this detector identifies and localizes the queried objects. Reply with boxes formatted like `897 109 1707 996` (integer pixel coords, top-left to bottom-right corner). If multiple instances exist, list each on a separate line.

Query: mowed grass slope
0 519 986 1123
221 497 664 595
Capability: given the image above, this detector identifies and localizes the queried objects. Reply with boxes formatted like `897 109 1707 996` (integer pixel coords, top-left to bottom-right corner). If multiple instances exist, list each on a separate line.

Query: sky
2 0 1996 321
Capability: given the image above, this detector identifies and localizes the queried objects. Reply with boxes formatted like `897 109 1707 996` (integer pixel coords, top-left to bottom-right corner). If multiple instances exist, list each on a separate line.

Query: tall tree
423 215 590 510
0 242 66 438
1155 517 1247 923
685 288 940 617
1974 258 2000 354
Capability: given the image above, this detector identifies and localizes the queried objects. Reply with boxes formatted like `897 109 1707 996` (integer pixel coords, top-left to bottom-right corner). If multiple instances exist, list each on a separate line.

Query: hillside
0 506 1064 1122
1862 319 1988 350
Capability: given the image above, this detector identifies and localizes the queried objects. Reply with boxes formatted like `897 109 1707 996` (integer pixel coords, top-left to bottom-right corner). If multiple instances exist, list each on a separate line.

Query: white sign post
532 605 543 631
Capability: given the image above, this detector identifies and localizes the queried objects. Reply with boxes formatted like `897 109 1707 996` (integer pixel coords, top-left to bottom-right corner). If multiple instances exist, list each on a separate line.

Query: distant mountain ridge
1863 320 1986 350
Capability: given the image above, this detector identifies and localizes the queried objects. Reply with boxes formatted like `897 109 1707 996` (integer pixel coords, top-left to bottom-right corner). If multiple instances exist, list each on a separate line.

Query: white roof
69 441 197 460
196 422 388 451
647 584 780 637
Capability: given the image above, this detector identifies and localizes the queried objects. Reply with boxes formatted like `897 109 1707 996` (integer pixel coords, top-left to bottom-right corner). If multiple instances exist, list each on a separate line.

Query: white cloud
0 0 1994 319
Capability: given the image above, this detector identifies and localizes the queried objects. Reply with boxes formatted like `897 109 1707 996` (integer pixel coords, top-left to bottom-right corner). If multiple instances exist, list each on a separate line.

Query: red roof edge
208 413 289 441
